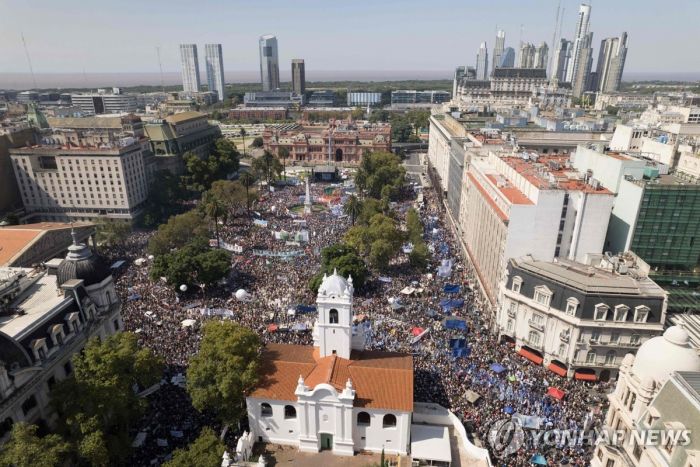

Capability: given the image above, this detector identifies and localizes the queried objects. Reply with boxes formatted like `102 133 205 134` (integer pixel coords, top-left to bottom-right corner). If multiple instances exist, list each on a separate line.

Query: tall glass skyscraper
259 35 280 92
492 30 506 71
179 44 201 93
500 47 515 68
291 59 305 96
476 42 489 80
596 32 628 93
205 44 225 102
565 3 592 82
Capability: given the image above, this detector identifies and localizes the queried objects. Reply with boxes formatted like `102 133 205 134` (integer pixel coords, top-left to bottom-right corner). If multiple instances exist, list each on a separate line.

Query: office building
259 35 280 92
475 42 489 80
458 151 614 303
9 118 153 224
144 111 221 173
518 43 536 68
179 44 201 93
347 92 382 107
0 126 37 214
0 244 123 441
308 91 336 107
596 33 628 93
566 3 592 82
244 91 303 108
533 42 548 69
492 30 506 72
592 329 700 467
204 44 225 102
497 253 666 382
70 91 137 115
263 119 391 165
291 59 306 96
571 32 594 98
573 145 700 271
551 39 573 82
391 90 451 109
499 47 515 68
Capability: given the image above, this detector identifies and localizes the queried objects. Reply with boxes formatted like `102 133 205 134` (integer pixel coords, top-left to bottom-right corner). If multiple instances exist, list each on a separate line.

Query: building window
528 330 541 346
21 395 37 416
634 306 649 323
284 405 296 419
630 334 641 345
558 343 567 357
604 351 616 365
383 414 397 428
586 351 597 364
628 393 637 411
260 403 273 417
606 460 615 467
533 286 552 307
613 305 629 322
329 309 339 324
565 298 579 316
507 319 514 332
610 332 620 344
594 304 609 321
511 276 522 293
357 412 371 426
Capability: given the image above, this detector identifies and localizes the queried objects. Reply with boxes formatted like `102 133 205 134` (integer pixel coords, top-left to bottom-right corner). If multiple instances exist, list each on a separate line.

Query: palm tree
239 128 247 157
202 192 226 247
239 171 255 216
343 195 362 225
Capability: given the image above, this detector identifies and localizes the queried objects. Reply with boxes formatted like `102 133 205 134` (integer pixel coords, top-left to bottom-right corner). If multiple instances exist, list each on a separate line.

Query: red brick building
263 119 391 165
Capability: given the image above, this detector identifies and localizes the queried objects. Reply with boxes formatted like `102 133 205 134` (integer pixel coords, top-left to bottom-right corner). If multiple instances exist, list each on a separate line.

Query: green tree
251 150 283 185
409 241 430 269
343 195 362 225
51 333 163 465
150 238 231 288
239 127 247 156
309 243 369 292
251 136 264 148
148 210 208 256
183 138 240 192
406 208 423 244
163 428 226 467
0 423 70 467
369 239 394 271
95 221 131 247
201 190 226 246
140 169 187 228
238 171 257 216
187 322 261 426
390 116 414 143
355 151 406 200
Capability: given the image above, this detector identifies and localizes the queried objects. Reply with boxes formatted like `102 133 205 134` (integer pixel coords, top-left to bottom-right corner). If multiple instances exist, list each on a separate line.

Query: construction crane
21 33 38 89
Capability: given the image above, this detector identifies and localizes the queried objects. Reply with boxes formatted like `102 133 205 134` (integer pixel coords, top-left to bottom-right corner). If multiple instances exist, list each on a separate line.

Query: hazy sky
1 0 698 77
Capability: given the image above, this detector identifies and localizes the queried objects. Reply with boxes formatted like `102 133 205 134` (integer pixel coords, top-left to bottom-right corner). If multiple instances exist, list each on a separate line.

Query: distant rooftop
502 154 613 194
164 111 207 124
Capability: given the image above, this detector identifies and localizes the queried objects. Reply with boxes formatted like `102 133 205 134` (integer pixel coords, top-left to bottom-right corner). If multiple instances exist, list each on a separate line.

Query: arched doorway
335 148 343 162
599 369 611 382
319 433 333 450
501 335 516 347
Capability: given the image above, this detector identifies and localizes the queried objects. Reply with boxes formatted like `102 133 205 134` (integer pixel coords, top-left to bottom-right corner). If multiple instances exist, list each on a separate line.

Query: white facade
609 124 650 152
476 42 489 80
204 44 225 102
566 3 592 83
179 44 201 93
492 30 505 72
10 143 150 223
592 327 700 467
347 92 381 106
245 272 412 456
70 93 137 115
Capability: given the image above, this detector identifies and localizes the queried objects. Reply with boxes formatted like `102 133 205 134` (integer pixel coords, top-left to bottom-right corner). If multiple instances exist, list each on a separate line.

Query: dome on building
57 230 111 287
318 269 352 297
631 326 700 384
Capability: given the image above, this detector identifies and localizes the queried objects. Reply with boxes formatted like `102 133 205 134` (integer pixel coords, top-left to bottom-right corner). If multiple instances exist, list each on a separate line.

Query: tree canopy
251 150 283 185
51 333 163 465
183 138 240 192
148 210 209 256
187 322 261 426
355 152 406 200
150 237 231 288
309 243 369 292
0 423 70 467
140 169 187 228
163 428 226 467
345 213 405 271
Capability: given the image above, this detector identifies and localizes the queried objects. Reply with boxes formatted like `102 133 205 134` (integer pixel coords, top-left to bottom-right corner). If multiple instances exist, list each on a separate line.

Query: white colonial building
246 271 413 456
592 326 700 467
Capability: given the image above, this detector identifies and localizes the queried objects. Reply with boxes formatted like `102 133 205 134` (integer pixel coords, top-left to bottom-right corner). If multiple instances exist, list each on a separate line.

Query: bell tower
313 270 353 359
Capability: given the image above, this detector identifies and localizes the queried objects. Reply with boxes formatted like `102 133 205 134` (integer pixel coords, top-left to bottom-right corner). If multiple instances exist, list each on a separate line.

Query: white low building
246 271 413 456
497 254 667 382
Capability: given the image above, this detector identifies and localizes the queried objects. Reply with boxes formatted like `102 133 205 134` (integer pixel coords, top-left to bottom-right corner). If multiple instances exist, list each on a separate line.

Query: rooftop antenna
21 33 38 89
156 46 165 93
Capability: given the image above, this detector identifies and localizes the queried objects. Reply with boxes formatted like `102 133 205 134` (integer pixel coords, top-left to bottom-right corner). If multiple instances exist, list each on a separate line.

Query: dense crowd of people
105 170 609 466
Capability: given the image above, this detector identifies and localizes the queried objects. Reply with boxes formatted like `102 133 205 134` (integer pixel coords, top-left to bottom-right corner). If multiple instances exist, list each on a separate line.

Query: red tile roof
251 343 414 412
